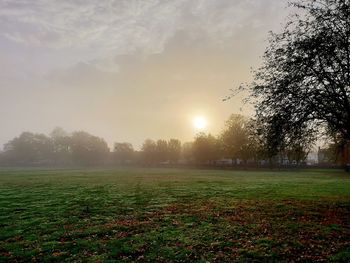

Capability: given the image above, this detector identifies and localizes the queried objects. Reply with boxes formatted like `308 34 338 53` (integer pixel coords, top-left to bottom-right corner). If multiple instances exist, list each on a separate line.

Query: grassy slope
0 168 349 262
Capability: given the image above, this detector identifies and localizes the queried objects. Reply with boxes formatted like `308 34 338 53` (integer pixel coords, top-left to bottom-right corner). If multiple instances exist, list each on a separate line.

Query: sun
193 116 208 130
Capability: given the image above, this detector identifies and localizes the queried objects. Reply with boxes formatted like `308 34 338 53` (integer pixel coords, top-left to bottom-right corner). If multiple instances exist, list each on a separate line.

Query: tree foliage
113 142 134 164
1 129 109 166
141 139 157 164
141 138 182 164
168 139 182 163
3 132 53 164
70 131 110 165
50 127 71 164
248 0 350 158
181 142 194 163
220 114 258 162
192 133 220 164
156 140 169 163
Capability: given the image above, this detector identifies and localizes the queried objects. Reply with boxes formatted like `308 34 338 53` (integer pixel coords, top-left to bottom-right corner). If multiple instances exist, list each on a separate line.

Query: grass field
0 168 350 262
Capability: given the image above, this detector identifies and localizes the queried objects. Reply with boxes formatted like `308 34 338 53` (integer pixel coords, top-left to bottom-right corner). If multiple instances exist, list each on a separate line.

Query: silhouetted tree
252 118 311 165
320 131 350 165
244 0 350 165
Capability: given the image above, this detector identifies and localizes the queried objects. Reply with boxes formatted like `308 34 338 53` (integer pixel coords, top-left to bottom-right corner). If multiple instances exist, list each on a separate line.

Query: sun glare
193 116 208 130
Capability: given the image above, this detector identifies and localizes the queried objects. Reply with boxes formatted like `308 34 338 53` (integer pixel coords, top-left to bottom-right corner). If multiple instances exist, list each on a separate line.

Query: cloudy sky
0 0 290 149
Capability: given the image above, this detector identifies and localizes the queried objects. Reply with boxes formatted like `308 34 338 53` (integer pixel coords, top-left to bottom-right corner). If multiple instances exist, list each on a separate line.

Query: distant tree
182 142 194 164
319 131 350 165
155 139 169 163
113 142 134 164
0 151 4 165
168 139 182 163
50 127 68 139
132 150 143 164
245 119 267 163
2 132 54 165
50 127 71 164
220 114 251 163
242 0 350 165
318 143 343 165
141 139 157 164
70 131 109 165
192 133 220 164
326 129 350 167
285 144 309 165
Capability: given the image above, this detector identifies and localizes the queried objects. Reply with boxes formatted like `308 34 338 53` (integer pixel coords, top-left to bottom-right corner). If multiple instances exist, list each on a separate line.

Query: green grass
0 168 349 262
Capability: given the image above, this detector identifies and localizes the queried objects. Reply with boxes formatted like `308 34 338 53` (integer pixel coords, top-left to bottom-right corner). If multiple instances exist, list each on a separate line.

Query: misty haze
0 0 350 262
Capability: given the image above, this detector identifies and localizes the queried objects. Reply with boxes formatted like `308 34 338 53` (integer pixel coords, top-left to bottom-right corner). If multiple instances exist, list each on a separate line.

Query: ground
0 168 349 262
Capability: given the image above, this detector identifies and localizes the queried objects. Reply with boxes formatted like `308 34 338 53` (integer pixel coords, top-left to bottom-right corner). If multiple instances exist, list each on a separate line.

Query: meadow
0 168 349 262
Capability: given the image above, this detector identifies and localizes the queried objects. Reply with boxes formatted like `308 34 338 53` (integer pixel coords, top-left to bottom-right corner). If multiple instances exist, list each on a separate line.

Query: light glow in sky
0 0 290 148
193 116 208 130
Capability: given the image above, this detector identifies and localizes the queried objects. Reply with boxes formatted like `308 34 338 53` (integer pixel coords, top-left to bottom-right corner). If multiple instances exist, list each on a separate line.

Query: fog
0 0 289 149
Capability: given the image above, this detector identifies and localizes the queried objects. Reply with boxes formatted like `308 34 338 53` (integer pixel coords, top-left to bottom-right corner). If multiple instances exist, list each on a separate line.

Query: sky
0 0 290 149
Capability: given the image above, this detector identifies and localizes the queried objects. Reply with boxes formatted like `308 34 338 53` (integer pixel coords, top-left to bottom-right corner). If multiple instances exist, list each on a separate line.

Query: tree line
0 114 321 167
0 128 109 166
2 0 349 168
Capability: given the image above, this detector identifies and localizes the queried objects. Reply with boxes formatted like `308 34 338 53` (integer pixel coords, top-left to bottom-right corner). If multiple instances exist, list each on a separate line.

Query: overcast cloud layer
0 0 289 148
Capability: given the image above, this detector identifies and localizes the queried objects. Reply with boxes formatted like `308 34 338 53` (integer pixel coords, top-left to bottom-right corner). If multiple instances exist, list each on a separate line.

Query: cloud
0 0 288 58
0 0 291 147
